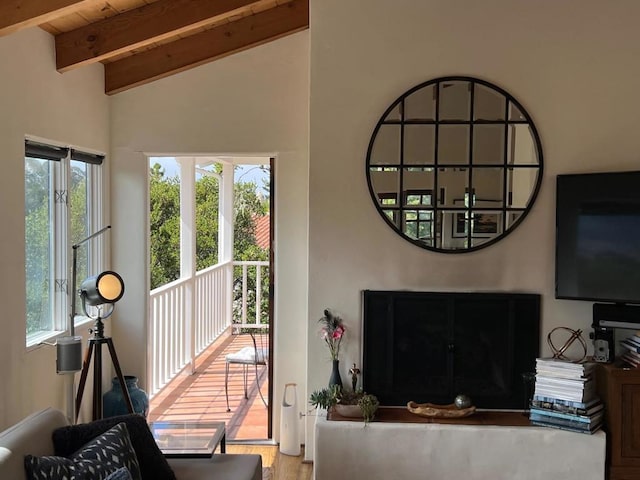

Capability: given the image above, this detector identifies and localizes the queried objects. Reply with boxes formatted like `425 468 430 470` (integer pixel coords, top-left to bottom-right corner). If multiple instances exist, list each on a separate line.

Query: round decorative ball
454 394 472 409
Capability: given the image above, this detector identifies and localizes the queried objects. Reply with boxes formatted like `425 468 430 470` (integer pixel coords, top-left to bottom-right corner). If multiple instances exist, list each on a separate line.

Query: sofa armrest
0 408 70 480
167 454 262 480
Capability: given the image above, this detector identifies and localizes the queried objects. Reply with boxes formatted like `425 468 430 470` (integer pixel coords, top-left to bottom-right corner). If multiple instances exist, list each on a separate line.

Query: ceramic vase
329 359 343 389
103 376 149 418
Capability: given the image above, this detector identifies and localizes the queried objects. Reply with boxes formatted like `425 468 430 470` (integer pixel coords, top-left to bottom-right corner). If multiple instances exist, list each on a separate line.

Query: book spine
529 408 599 423
624 336 640 347
621 353 640 368
536 368 590 381
530 420 601 435
620 339 640 354
534 377 591 389
529 412 601 427
531 395 592 409
622 348 640 360
530 400 602 416
533 387 594 403
535 359 595 370
536 373 591 388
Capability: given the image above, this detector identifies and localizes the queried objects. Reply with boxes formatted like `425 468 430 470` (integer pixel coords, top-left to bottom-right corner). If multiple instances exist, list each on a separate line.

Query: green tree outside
149 162 269 325
25 159 89 334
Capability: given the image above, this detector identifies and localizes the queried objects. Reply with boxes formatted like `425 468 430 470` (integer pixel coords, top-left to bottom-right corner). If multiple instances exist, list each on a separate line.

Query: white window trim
25 137 107 348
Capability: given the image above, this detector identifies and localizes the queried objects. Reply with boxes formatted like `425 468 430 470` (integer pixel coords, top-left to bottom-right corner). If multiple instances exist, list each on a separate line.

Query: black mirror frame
365 76 544 253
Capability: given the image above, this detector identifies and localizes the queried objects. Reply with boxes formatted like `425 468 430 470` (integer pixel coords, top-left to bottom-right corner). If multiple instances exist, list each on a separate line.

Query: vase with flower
319 308 345 388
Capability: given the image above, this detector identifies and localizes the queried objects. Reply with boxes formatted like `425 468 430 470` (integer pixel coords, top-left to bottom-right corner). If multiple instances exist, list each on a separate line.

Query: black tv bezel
555 170 640 305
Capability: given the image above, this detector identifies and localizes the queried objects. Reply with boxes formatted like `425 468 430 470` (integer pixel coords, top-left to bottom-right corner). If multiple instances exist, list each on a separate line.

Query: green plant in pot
309 386 379 422
309 384 341 411
358 393 380 424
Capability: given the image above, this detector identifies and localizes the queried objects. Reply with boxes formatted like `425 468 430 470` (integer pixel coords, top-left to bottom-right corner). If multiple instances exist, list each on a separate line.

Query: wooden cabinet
596 363 640 480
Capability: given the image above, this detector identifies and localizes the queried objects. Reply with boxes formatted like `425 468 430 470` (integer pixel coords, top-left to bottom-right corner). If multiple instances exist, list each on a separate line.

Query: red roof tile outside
254 214 270 250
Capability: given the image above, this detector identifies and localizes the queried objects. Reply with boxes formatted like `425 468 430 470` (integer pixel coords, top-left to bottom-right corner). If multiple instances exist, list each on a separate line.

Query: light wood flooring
226 445 313 480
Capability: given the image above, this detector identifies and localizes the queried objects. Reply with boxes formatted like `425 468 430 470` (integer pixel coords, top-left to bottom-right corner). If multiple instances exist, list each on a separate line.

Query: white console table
314 409 606 480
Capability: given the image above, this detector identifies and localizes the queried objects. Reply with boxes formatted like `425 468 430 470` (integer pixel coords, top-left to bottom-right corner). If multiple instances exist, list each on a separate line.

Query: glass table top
149 420 226 457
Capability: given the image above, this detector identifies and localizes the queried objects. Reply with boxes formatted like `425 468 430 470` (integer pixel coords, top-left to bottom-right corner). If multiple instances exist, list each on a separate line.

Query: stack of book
620 332 640 368
530 358 603 434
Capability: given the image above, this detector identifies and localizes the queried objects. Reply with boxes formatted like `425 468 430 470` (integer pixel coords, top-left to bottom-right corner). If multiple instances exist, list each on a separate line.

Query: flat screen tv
556 171 640 304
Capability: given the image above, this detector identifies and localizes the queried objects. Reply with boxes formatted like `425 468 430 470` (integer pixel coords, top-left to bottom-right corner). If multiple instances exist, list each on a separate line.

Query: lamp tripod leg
75 337 135 422
93 341 103 420
75 342 95 422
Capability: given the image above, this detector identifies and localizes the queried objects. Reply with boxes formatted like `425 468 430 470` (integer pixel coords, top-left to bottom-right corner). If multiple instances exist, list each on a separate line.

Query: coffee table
149 421 226 458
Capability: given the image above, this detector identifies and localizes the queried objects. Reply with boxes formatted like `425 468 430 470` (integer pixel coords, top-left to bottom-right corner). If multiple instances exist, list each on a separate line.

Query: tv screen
556 171 640 304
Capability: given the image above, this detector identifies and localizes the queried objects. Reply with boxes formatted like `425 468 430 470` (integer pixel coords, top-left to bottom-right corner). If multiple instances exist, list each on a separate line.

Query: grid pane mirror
366 76 543 252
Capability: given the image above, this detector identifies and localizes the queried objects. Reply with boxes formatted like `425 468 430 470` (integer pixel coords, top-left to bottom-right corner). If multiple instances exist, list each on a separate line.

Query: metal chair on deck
224 330 269 412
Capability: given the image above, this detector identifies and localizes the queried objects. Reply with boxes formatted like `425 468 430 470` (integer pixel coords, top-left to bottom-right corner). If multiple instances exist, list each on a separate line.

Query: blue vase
103 376 149 418
329 359 343 389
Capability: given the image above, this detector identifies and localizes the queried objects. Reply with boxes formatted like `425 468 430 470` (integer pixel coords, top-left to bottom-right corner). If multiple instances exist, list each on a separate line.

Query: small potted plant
309 384 340 412
358 393 380 424
310 386 379 422
333 389 365 418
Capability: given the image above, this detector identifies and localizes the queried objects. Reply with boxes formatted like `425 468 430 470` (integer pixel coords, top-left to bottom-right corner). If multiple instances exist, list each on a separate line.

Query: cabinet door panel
621 384 640 461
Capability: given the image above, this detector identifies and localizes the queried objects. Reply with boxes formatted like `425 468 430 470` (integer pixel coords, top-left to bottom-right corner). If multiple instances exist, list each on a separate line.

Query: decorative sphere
454 394 472 409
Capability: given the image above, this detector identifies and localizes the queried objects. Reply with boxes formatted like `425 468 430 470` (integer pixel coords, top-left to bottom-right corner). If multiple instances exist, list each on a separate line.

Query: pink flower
318 309 346 360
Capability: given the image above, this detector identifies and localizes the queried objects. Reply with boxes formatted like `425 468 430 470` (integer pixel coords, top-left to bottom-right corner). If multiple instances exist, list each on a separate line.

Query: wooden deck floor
148 332 269 441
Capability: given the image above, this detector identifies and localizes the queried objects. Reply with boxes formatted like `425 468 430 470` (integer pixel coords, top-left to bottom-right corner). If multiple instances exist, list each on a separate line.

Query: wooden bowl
407 401 476 418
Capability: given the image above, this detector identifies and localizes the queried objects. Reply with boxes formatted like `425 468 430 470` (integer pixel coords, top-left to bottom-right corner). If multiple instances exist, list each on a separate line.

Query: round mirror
366 76 543 253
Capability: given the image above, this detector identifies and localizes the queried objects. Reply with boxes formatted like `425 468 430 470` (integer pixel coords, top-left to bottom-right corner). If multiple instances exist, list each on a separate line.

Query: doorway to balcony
146 155 272 441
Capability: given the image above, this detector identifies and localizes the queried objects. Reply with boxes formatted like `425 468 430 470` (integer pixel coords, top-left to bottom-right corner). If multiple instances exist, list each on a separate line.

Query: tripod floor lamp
74 270 135 421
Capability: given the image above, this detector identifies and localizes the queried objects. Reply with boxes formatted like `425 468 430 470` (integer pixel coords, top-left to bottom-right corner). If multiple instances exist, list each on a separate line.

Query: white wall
4 1 640 460
307 0 640 458
0 28 109 428
109 31 309 444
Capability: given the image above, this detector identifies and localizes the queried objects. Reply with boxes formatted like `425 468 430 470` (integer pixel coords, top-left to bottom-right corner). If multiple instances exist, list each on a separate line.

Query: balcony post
219 162 234 331
178 157 196 373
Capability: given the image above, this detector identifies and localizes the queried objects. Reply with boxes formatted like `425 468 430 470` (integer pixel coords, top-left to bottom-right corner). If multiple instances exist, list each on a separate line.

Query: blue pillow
106 467 133 480
25 422 141 480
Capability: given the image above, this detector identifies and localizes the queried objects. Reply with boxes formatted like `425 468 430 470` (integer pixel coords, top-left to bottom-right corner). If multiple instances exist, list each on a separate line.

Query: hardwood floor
226 445 313 480
149 333 269 441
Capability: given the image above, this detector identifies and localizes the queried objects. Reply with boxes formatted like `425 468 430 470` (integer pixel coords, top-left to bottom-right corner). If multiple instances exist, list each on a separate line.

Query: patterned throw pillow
53 414 176 480
24 422 141 480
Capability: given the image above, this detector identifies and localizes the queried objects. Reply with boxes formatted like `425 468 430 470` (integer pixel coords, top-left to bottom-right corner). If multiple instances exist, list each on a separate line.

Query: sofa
0 408 262 480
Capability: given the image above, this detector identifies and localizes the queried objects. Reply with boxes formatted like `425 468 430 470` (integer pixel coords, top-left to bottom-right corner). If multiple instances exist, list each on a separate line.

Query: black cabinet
362 290 540 409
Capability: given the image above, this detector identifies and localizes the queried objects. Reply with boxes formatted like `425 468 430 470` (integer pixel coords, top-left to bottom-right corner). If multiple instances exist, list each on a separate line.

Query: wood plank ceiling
0 0 309 94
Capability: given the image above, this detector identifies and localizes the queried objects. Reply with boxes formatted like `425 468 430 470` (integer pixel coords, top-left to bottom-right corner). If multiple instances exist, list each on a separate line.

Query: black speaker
593 303 640 329
56 336 82 374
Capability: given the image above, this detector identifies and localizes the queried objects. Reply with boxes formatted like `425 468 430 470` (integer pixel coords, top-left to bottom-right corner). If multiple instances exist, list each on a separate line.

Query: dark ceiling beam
0 0 92 37
56 0 267 72
104 0 308 95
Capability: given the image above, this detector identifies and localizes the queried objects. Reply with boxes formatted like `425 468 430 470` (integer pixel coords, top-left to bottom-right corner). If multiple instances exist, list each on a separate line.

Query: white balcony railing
148 260 268 396
234 260 269 331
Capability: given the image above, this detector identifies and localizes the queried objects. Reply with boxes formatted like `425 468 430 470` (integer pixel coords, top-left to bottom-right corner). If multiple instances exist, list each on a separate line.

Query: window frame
25 138 106 348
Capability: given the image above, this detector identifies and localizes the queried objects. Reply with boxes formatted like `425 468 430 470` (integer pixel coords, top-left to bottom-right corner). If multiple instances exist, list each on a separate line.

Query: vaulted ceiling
0 0 309 95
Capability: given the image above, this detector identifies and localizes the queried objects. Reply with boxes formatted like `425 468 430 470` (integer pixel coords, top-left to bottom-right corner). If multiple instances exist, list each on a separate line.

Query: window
24 140 104 346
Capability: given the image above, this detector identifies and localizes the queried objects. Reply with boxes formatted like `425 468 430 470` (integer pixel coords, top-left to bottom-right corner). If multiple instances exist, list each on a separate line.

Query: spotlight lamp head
80 271 125 307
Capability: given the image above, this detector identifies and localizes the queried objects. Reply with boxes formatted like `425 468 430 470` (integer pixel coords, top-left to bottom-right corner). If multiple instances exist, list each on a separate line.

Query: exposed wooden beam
0 0 93 37
105 0 308 95
56 0 270 72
